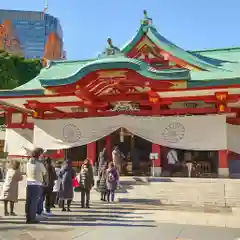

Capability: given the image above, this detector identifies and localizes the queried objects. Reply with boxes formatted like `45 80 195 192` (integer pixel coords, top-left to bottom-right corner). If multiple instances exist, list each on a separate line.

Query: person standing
52 161 61 208
77 159 94 208
98 162 108 201
42 157 57 216
25 148 46 224
106 161 119 203
59 159 76 212
167 148 180 177
98 148 107 177
0 160 23 216
112 146 124 175
36 155 47 218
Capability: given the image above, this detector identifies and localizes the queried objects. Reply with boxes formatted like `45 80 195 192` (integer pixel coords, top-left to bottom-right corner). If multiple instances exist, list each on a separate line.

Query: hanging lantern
218 103 225 113
148 90 159 104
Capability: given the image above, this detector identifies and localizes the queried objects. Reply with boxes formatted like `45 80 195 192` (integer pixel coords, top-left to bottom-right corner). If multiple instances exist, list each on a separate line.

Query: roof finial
107 37 113 47
98 37 121 57
142 10 152 26
143 10 148 18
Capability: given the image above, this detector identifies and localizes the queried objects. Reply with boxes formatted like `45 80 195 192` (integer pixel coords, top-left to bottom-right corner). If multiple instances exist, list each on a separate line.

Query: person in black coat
43 157 57 216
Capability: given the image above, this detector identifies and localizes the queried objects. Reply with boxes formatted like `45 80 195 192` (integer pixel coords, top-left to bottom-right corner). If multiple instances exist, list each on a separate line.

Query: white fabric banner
4 128 33 156
227 124 240 154
33 115 226 151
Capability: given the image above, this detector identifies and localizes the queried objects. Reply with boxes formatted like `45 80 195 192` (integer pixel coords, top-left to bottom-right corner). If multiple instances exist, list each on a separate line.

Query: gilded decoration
97 70 127 79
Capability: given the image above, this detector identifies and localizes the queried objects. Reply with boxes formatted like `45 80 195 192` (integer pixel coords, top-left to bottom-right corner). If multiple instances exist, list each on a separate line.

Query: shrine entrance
96 128 152 176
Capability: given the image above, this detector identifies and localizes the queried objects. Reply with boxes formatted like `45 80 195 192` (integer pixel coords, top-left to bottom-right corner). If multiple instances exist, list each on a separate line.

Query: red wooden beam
6 122 34 129
21 93 240 112
41 107 224 120
227 117 240 125
161 94 240 103
25 100 67 114
99 93 240 104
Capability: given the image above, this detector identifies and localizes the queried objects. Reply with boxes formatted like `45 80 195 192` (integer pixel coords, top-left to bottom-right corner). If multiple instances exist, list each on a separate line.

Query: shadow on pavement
119 198 161 205
0 202 156 228
147 177 174 183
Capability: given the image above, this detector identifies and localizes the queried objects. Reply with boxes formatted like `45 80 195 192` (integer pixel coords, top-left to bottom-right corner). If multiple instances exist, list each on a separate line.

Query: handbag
72 177 79 187
74 185 83 192
72 177 83 192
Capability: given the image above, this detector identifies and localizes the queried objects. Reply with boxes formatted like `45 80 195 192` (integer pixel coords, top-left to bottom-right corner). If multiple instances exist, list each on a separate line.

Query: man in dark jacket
43 157 57 216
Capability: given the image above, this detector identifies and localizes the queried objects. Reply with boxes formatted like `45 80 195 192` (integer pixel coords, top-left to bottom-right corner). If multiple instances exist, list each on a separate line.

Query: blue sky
1 0 240 60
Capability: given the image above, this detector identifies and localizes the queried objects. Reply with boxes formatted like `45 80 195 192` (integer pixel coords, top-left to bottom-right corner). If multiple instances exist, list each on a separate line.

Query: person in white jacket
52 161 62 208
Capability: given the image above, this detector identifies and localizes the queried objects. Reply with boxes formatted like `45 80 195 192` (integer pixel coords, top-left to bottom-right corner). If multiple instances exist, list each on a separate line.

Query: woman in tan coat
0 160 23 216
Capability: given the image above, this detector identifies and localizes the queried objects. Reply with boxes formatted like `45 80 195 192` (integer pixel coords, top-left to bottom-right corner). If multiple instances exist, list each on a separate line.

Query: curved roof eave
120 27 144 53
0 89 45 98
39 57 190 87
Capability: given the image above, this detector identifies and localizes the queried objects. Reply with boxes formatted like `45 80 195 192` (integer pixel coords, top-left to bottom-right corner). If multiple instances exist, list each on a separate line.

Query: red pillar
151 143 161 167
105 135 112 161
218 150 229 177
87 142 97 166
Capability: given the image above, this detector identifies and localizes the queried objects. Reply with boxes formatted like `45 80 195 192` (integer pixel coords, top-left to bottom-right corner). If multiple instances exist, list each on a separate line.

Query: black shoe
4 212 9 216
86 205 90 208
100 198 103 201
81 205 85 208
67 208 71 212
61 208 66 212
10 212 17 216
26 220 40 224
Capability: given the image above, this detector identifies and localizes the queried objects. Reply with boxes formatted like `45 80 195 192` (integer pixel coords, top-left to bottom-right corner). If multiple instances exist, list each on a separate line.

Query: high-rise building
0 9 65 60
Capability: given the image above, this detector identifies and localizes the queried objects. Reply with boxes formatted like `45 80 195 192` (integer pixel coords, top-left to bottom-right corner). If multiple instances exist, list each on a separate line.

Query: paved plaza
1 198 240 240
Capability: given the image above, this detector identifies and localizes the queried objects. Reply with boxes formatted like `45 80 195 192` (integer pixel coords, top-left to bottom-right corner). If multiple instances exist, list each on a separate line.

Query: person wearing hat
25 148 47 224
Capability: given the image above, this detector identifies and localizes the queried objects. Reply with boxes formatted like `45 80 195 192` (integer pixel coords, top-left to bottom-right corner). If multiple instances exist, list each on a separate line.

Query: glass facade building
0 9 64 59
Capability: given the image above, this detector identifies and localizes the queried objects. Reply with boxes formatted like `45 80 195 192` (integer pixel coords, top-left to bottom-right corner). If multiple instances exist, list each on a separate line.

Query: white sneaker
43 211 54 216
36 213 46 220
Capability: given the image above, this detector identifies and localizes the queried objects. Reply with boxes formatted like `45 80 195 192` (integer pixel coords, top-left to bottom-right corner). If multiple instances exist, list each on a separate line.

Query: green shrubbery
0 50 42 89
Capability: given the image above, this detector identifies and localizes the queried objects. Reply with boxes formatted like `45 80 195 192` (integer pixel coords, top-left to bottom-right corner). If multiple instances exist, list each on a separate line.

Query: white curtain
227 124 240 154
4 128 33 156
33 115 226 151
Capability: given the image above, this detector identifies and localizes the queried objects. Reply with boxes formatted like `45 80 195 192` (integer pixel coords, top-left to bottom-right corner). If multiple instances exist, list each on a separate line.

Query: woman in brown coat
0 160 23 216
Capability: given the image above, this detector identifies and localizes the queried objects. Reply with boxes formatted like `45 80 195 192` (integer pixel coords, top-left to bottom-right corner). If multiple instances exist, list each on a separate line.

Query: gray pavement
0 201 240 240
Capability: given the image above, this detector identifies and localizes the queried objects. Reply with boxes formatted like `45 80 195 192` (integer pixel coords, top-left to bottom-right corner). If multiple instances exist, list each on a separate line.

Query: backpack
107 170 115 182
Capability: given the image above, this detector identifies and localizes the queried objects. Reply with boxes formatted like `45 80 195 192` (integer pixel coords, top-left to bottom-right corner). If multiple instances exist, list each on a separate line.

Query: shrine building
2 11 240 178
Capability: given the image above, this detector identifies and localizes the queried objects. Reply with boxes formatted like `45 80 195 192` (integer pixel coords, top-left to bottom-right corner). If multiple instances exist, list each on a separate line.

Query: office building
0 9 64 59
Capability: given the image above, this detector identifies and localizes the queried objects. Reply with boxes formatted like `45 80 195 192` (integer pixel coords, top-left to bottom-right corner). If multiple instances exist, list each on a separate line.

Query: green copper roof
121 22 227 72
1 11 240 98
0 56 190 97
40 56 190 87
